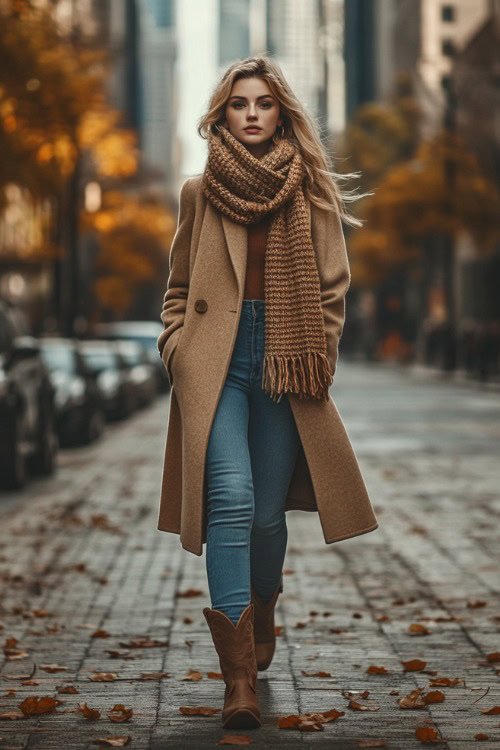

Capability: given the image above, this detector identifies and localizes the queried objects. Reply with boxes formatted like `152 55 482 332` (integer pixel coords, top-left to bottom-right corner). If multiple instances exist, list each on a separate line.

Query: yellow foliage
82 190 177 315
348 130 500 287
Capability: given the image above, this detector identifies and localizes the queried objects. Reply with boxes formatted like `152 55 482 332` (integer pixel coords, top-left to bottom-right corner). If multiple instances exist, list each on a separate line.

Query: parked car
93 321 169 392
79 339 137 420
0 299 58 489
39 337 105 446
113 339 157 408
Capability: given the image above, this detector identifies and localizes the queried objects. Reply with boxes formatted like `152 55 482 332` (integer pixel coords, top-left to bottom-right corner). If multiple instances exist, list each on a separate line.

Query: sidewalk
0 362 499 749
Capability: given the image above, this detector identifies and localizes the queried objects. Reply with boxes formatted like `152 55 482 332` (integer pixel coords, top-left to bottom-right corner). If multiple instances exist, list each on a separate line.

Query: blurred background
1 0 500 489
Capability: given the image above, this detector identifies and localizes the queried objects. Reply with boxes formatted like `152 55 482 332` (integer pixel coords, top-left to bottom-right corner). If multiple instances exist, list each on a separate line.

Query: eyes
231 101 273 109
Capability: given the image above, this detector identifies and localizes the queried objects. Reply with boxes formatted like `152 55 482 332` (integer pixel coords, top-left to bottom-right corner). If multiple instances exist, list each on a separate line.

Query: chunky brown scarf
202 124 333 403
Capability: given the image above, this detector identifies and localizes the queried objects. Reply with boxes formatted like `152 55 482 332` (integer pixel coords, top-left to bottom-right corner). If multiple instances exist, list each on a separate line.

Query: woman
157 56 379 730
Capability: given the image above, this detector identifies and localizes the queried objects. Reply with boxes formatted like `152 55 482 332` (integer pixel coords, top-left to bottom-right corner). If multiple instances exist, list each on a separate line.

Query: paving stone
0 361 499 749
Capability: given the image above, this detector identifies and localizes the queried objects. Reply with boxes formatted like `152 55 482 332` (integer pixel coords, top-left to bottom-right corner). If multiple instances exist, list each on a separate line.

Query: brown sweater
243 215 270 300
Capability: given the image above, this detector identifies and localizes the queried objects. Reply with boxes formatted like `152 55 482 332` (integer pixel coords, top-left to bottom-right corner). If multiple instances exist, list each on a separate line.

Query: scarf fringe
262 352 333 403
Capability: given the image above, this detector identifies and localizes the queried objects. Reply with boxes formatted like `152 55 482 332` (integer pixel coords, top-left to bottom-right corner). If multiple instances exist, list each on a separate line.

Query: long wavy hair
197 55 363 227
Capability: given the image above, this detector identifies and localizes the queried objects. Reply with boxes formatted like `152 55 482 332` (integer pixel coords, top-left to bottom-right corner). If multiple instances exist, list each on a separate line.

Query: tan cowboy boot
203 602 261 729
250 574 283 671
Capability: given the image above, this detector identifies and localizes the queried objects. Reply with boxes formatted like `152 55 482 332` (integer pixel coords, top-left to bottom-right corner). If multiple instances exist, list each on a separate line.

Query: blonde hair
197 55 363 227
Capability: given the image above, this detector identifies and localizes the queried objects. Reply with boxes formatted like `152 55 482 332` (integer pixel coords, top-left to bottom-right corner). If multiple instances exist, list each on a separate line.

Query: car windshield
82 350 116 372
40 346 75 373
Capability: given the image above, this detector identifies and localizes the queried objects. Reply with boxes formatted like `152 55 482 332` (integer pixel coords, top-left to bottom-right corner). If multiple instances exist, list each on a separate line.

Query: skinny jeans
204 299 301 624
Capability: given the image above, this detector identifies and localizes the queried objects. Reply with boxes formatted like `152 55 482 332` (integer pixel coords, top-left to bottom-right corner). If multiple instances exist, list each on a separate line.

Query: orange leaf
367 665 388 674
217 735 252 745
88 672 118 682
401 659 427 671
415 726 441 743
179 706 219 716
40 663 68 673
108 704 133 723
479 705 500 715
423 691 445 704
429 677 460 687
181 669 202 681
176 588 203 598
19 696 59 715
408 623 431 635
398 688 426 709
78 702 100 720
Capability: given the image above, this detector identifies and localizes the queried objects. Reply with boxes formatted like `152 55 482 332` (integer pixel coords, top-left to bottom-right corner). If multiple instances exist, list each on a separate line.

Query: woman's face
223 76 282 158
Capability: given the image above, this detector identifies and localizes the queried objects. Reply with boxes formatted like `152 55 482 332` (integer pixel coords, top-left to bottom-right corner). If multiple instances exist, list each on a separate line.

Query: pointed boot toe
203 602 261 729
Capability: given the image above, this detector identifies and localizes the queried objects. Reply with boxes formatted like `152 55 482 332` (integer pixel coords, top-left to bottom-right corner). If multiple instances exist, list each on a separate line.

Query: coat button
194 299 208 313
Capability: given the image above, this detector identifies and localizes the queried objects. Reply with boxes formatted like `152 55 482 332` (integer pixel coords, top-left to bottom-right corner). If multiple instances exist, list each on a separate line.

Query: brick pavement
0 361 499 749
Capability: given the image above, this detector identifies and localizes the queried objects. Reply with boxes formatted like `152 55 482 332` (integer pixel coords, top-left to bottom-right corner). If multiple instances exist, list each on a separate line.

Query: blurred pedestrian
157 56 378 729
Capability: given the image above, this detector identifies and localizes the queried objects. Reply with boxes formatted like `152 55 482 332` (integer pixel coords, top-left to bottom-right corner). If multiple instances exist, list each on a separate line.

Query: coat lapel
220 214 248 298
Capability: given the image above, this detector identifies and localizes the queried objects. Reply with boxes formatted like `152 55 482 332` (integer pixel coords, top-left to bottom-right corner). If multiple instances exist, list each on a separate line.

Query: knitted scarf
202 124 333 403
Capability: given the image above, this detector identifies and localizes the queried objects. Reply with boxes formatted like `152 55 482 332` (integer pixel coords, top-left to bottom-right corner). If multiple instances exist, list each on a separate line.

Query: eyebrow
228 94 274 101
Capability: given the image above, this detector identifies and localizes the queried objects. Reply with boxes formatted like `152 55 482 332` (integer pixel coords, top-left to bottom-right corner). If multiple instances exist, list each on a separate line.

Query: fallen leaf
40 664 67 673
139 672 169 680
207 671 223 679
19 696 60 715
179 706 219 715
118 638 168 649
479 705 500 715
367 665 388 674
217 735 252 745
415 726 441 743
108 704 133 723
105 650 136 660
91 737 130 747
475 734 489 740
423 691 445 704
408 624 431 635
78 702 101 720
401 659 427 671
181 669 202 681
0 711 26 720
486 652 500 663
429 677 460 687
278 714 324 731
176 588 203 598
89 673 118 682
92 629 111 638
301 670 332 677
398 688 426 709
349 700 379 711
57 685 79 693
467 600 487 608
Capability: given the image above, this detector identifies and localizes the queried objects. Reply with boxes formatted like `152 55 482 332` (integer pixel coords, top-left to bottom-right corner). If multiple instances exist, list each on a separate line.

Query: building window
441 39 456 57
442 5 455 22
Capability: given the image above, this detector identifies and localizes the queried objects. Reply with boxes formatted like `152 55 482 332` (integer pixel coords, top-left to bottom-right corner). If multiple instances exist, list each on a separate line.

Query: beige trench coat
157 174 379 556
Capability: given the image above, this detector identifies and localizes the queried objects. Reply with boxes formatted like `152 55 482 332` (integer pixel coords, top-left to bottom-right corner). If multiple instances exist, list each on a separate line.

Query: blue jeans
204 299 301 624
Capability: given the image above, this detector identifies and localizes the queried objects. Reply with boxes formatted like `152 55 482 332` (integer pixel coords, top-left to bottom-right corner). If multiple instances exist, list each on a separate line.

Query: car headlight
97 370 120 396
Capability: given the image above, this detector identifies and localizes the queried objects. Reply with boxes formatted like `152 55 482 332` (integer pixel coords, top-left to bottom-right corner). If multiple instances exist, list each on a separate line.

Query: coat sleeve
310 201 352 378
157 177 196 385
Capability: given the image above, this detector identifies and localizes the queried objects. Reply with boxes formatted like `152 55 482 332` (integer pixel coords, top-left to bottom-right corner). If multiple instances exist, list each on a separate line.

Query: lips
244 127 262 132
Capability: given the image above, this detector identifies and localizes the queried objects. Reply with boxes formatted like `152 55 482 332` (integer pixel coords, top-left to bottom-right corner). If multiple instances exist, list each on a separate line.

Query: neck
244 139 272 159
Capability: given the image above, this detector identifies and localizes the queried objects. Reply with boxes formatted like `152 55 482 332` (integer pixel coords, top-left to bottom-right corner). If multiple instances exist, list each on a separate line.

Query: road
0 361 499 749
